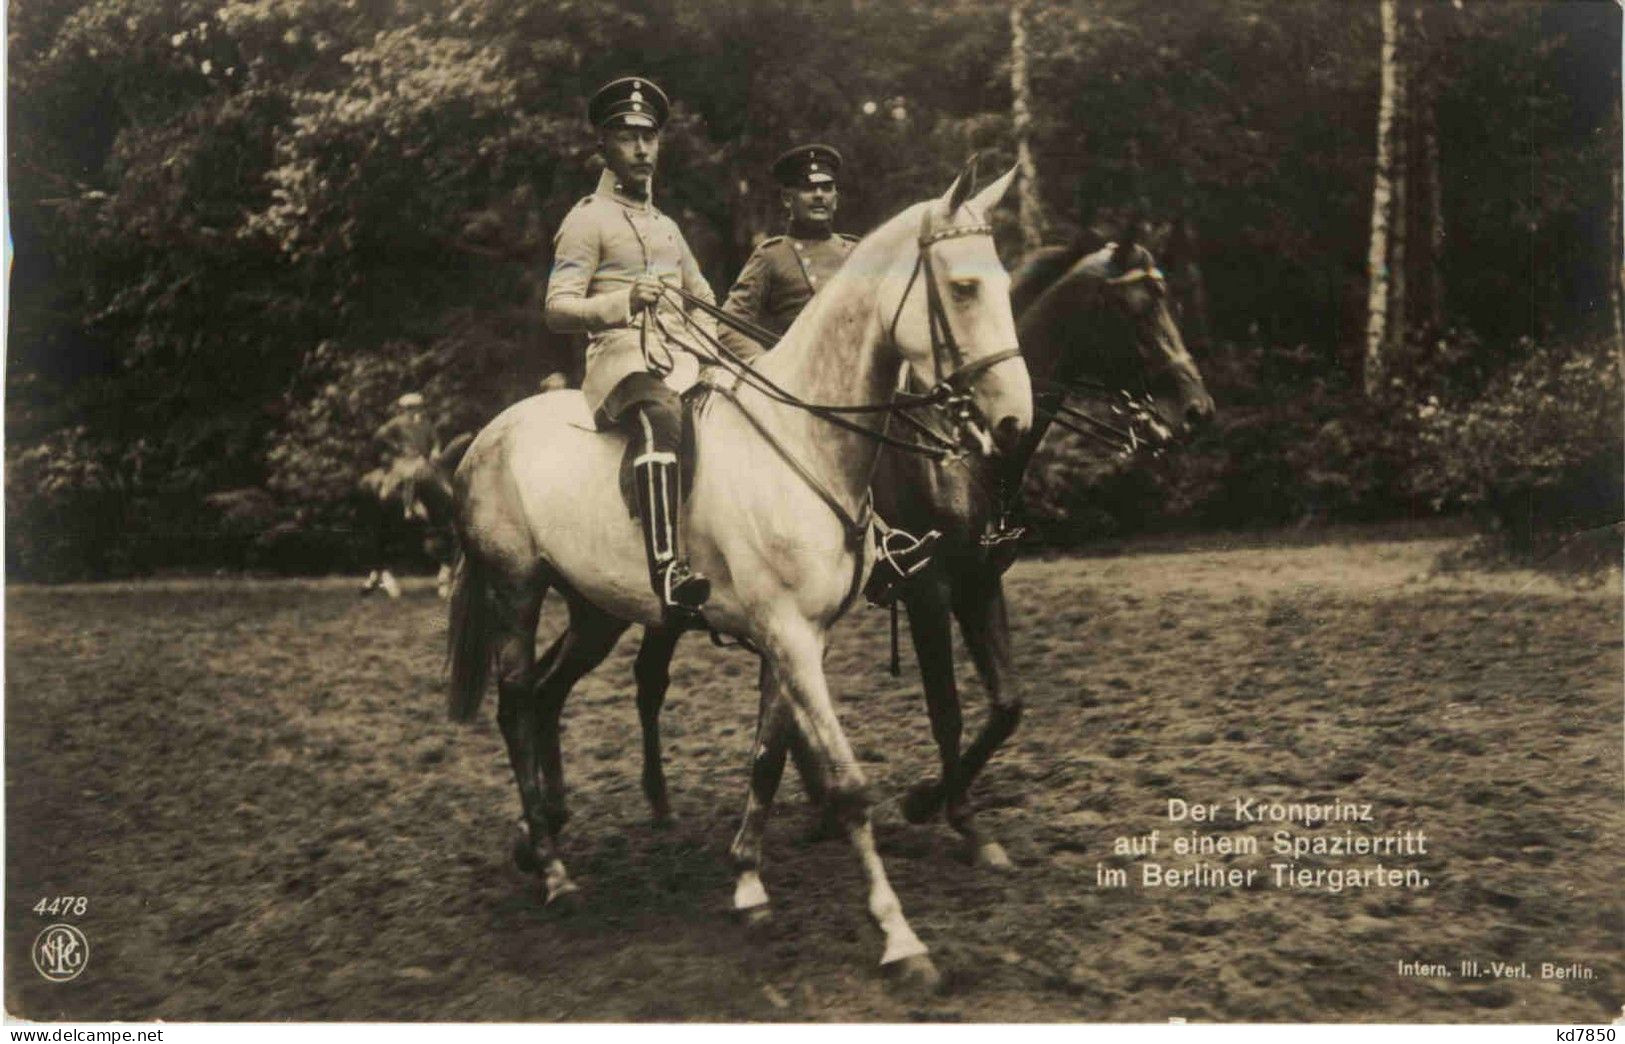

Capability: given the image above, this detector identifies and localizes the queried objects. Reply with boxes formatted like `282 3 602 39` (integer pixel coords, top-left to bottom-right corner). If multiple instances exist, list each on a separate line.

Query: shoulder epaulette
759 235 785 248
837 232 859 243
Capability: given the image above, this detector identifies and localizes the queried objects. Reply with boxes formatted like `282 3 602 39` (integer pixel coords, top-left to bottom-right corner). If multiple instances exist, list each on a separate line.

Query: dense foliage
8 0 1621 578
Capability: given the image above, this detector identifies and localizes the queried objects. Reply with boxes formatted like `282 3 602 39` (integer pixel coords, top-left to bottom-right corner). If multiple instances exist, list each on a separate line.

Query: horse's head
1024 231 1215 443
882 160 1033 459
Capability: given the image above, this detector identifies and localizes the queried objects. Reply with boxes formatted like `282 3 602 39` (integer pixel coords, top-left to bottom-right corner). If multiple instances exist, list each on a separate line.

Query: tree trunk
1419 94 1444 331
1612 91 1623 356
1416 5 1445 334
1410 0 1449 333
1365 0 1403 396
1011 0 1045 253
1386 2 1409 358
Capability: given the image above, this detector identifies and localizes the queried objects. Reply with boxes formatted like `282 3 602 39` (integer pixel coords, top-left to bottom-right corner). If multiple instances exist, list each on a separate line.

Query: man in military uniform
718 144 857 361
544 76 716 616
717 144 942 603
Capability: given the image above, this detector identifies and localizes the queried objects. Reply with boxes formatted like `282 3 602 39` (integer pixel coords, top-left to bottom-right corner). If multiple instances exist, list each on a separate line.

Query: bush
1022 339 1429 544
1409 335 1623 554
6 427 147 581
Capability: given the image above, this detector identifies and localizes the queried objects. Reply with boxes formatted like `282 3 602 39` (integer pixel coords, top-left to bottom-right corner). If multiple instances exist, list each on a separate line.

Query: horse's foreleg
727 660 794 924
946 569 1022 870
634 624 683 824
899 576 963 829
759 621 938 989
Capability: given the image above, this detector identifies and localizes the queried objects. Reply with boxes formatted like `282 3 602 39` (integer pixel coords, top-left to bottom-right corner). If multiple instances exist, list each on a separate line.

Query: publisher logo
32 923 88 982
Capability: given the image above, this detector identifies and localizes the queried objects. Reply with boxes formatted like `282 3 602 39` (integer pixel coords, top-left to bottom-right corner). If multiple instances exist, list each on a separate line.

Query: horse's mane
835 199 933 276
1010 230 1166 320
1008 232 1109 316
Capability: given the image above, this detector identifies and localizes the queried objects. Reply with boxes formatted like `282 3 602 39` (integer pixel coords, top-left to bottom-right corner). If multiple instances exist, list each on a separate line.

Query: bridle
646 206 1026 620
885 207 1023 436
1028 246 1180 459
658 207 1024 462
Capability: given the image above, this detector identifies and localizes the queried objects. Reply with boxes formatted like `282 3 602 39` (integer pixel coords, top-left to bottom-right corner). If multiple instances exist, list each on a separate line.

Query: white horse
446 163 1032 990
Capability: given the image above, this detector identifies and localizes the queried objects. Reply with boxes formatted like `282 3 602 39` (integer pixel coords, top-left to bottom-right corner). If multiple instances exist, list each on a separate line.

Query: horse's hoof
901 781 943 825
511 826 540 874
647 794 677 827
973 841 1015 872
546 884 585 910
886 954 944 996
739 905 774 932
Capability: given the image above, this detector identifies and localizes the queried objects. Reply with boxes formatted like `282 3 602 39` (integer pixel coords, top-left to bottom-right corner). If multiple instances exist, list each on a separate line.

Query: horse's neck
1008 274 1105 476
1016 269 1088 390
752 282 894 514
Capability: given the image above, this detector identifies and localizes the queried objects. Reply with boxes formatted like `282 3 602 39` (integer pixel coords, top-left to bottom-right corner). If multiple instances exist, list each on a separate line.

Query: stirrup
980 519 1026 576
864 527 940 606
657 559 711 613
979 519 1026 550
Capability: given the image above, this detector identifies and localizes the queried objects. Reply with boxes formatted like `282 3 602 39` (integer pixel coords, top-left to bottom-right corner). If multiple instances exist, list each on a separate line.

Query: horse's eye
950 279 979 302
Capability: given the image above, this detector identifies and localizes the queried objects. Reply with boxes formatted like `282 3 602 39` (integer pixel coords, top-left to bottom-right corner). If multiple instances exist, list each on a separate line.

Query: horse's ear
967 164 1020 219
942 152 982 213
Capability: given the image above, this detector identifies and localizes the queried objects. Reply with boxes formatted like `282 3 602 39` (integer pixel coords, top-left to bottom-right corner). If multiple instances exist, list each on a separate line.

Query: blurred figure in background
359 392 452 598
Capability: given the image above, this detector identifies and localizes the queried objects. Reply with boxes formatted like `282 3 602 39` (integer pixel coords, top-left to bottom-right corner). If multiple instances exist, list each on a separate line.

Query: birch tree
1011 0 1046 253
1365 0 1404 396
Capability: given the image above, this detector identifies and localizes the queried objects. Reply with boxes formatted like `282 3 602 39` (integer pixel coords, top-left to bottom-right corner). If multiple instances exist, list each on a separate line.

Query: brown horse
630 229 1214 869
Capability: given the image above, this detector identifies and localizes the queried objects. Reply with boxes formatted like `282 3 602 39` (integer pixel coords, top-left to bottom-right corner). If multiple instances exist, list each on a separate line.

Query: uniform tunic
545 169 717 417
717 230 858 360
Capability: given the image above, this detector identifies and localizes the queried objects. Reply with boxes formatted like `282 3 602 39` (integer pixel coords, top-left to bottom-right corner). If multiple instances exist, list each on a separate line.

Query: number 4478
33 896 87 917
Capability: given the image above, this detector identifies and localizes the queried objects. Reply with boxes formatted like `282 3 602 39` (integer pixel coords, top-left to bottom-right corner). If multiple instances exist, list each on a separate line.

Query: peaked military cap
772 143 843 187
589 76 670 131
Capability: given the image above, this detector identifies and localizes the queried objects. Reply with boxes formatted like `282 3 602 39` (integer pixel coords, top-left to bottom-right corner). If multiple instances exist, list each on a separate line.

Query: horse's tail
446 553 492 723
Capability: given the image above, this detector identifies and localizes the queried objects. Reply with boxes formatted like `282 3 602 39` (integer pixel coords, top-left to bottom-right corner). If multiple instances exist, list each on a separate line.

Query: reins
655 205 1022 465
656 301 962 460
650 208 1019 623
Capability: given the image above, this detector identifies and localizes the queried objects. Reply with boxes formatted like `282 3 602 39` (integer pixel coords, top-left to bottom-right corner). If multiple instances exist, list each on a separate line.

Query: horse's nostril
993 415 1026 456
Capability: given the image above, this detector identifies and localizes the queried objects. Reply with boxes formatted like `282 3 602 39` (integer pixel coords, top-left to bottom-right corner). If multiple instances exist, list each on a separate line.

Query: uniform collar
788 219 833 241
596 168 654 210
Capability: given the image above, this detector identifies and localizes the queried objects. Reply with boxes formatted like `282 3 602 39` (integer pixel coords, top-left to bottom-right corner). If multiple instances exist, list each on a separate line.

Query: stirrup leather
633 455 710 611
864 523 941 606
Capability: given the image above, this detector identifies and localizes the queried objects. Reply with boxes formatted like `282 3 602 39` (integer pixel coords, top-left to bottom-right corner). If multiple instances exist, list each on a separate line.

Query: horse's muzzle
992 414 1027 458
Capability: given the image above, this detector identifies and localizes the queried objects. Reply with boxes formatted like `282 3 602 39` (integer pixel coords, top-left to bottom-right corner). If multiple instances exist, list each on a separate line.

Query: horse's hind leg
524 593 629 901
634 624 682 824
898 574 965 831
491 579 569 896
944 568 1022 871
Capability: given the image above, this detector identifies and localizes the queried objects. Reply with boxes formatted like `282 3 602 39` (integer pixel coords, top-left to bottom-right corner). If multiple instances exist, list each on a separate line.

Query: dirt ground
6 525 1621 1023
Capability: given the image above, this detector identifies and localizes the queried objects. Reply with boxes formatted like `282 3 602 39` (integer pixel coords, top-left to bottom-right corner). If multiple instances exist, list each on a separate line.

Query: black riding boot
632 453 710 615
